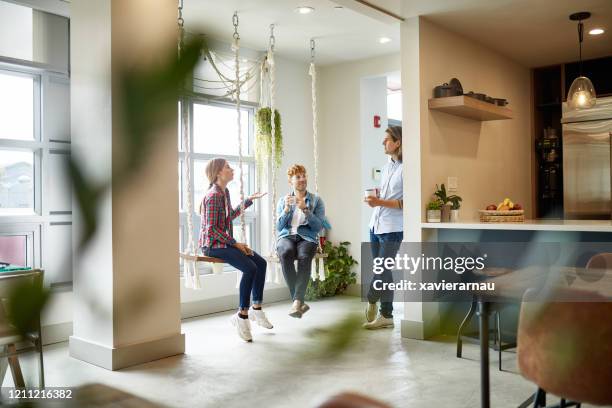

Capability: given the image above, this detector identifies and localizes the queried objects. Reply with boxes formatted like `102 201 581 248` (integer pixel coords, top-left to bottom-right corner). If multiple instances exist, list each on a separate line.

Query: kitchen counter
421 219 612 233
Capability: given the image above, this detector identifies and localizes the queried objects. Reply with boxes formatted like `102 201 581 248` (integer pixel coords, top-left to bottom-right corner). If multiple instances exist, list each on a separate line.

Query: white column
400 16 440 339
69 0 184 370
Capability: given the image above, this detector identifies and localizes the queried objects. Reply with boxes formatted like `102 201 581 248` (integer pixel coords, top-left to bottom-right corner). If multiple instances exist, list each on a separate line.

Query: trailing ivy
255 107 283 180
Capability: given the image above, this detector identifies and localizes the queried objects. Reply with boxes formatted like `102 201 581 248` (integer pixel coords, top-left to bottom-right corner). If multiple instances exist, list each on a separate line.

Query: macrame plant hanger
264 24 283 284
308 39 327 282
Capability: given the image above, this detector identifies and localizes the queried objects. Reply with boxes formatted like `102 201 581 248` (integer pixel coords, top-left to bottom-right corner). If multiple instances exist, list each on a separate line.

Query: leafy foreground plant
306 241 358 301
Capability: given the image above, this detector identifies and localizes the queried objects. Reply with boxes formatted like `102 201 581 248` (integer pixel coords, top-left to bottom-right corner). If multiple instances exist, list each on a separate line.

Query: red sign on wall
373 115 381 128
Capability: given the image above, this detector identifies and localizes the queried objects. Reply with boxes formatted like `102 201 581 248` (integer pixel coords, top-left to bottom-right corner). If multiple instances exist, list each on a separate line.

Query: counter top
421 219 612 232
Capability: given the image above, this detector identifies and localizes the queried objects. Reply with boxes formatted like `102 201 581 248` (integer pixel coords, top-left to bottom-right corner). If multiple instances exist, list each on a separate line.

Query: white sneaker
249 308 274 329
365 303 377 322
300 303 310 316
289 300 303 318
230 313 253 342
362 315 394 330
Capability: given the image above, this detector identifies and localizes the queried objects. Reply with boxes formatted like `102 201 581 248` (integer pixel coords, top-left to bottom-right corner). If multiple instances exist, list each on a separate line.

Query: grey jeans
277 235 318 302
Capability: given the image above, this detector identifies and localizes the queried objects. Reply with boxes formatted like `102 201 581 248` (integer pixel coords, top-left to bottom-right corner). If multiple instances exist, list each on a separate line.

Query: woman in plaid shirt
200 158 271 342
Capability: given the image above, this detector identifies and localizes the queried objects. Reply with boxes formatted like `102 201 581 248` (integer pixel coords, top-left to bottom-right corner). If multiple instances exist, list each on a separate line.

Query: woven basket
479 209 524 223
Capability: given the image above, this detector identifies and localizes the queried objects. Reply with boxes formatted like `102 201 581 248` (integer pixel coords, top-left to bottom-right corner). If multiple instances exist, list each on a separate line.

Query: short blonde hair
287 164 307 181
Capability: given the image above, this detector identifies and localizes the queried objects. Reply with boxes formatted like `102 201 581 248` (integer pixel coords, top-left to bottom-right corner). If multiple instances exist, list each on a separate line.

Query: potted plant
426 199 443 223
434 184 462 222
305 241 357 300
448 196 462 222
255 107 283 179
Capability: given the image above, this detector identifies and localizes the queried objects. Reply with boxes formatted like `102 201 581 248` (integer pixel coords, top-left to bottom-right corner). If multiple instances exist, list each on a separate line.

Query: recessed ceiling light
295 6 315 14
589 28 605 35
379 37 392 44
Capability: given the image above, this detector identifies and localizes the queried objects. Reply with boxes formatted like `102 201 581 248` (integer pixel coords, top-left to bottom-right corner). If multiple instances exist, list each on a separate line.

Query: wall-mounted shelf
428 96 513 121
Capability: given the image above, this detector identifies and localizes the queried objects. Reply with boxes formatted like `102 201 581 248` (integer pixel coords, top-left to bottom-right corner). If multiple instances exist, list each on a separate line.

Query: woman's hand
248 191 267 200
234 242 253 256
364 196 381 208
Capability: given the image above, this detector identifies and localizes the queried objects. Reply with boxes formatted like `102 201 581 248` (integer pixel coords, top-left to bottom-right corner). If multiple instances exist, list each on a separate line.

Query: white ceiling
363 0 612 67
12 0 611 68
182 0 400 66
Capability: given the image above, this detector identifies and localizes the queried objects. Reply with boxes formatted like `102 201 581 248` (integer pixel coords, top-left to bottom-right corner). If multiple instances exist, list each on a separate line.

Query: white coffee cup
364 189 377 198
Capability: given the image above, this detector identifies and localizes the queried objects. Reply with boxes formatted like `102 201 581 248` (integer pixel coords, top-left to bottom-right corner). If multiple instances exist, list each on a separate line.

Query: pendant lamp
567 12 596 110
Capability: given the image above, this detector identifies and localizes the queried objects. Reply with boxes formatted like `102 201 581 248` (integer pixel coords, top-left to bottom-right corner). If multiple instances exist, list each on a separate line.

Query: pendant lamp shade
567 12 596 110
568 75 596 109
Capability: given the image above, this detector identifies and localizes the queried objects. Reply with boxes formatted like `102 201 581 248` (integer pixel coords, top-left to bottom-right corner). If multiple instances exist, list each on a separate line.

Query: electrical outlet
447 176 458 192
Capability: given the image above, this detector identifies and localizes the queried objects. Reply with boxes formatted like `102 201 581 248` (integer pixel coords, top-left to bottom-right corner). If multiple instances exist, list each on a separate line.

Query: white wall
318 53 401 266
0 1 69 72
418 17 532 220
360 76 389 241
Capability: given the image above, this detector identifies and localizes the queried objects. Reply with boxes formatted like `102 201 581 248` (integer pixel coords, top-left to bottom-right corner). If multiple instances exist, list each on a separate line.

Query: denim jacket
276 192 330 243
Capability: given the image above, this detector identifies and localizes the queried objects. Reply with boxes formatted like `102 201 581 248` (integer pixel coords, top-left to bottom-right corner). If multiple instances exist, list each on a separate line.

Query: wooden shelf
428 96 513 121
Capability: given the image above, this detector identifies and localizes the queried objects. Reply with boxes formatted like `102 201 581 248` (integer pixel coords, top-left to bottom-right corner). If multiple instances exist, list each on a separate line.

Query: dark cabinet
532 55 612 219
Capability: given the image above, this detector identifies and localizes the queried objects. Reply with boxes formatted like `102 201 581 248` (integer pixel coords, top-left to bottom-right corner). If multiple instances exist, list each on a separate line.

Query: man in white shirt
276 165 328 318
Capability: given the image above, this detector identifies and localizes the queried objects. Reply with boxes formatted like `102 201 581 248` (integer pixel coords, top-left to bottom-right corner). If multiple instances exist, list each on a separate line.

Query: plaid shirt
199 185 252 249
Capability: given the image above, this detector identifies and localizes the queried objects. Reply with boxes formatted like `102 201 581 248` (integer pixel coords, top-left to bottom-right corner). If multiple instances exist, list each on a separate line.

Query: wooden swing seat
265 252 328 263
179 253 224 263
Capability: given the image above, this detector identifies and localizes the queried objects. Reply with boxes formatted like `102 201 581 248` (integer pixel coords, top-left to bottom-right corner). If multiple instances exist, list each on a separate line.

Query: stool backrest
517 284 612 405
0 269 44 331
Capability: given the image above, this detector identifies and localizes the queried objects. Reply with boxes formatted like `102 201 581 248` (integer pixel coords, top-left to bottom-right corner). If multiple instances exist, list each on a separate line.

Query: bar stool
517 288 612 407
456 267 516 371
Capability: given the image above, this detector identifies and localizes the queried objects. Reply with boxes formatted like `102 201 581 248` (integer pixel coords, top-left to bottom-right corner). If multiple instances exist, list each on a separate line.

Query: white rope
232 12 247 244
181 97 201 289
232 12 247 289
178 0 201 289
309 39 325 281
268 25 282 284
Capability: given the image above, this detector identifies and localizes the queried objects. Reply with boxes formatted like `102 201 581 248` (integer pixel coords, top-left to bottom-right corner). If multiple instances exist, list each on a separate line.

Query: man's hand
284 195 296 213
296 196 307 210
364 196 381 208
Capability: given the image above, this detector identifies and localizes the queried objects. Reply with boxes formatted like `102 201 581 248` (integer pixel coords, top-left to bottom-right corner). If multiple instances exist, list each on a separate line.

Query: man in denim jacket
276 164 329 318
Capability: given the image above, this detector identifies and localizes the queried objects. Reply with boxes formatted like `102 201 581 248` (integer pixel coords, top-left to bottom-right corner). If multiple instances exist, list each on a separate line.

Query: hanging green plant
255 107 283 178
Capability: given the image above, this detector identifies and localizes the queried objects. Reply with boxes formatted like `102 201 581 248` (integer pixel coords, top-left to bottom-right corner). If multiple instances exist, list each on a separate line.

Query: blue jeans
205 246 267 309
367 229 403 318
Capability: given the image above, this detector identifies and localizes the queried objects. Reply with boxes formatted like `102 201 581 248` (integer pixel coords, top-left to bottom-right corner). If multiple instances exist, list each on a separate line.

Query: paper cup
364 189 377 198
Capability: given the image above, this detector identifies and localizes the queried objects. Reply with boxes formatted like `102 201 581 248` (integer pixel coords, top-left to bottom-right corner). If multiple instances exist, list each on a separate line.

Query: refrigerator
562 97 612 219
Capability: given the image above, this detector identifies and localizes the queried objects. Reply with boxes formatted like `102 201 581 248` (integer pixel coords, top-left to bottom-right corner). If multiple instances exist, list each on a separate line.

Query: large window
179 98 258 275
0 69 39 216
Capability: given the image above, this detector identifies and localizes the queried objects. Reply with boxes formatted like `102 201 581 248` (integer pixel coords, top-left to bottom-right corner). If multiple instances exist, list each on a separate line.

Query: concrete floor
2 296 598 408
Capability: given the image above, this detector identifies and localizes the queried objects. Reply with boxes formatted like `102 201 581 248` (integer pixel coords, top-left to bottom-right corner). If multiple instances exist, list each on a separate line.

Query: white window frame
178 94 260 276
0 57 72 287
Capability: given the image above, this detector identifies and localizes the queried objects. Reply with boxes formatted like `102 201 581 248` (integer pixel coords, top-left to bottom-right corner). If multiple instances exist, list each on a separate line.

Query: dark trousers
205 246 267 309
276 235 318 302
367 229 403 318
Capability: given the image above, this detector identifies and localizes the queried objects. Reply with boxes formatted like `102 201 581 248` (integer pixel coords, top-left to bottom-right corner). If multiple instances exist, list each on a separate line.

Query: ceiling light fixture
379 37 391 44
567 12 596 110
589 28 604 35
295 6 315 14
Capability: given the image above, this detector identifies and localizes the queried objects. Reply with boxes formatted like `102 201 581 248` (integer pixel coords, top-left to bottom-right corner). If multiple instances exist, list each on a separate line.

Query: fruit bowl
478 209 524 223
